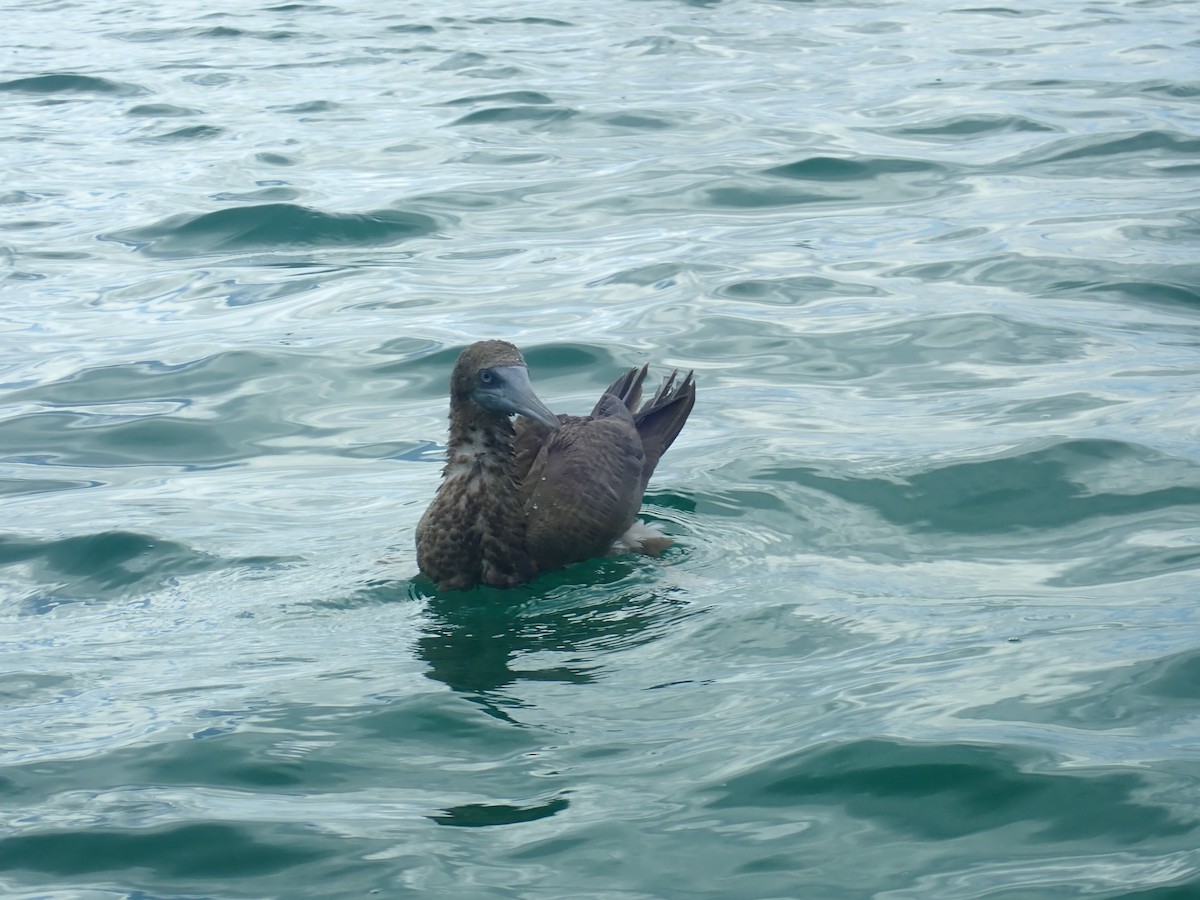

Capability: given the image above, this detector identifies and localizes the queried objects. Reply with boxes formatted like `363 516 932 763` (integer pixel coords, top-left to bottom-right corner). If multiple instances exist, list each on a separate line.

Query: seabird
416 340 696 591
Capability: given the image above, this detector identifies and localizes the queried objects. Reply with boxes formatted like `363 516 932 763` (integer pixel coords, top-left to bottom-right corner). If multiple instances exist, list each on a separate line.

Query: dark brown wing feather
513 364 647 484
512 416 559 487
521 395 646 571
514 363 695 573
597 363 648 414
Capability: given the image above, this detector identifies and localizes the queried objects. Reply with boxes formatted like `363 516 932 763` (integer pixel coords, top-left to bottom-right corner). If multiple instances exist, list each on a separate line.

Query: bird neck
444 402 519 486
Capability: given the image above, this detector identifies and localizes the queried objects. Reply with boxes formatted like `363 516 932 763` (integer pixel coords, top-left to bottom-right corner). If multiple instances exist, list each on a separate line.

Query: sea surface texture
3 0 1199 897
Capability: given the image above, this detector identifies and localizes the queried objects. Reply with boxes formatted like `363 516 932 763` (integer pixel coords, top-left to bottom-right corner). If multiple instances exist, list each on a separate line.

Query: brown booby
416 340 696 591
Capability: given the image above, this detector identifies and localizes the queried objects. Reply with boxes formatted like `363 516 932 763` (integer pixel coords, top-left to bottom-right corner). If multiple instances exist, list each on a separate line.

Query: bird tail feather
592 364 648 415
634 369 696 484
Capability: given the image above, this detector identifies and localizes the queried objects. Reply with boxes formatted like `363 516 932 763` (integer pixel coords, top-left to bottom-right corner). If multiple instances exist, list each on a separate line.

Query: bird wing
512 364 647 484
514 363 694 573
521 395 647 571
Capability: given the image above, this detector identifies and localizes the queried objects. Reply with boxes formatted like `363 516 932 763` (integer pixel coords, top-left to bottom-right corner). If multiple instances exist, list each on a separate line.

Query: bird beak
489 365 561 430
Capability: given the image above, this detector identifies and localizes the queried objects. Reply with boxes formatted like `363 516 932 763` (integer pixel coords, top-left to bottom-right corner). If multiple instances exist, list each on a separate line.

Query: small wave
706 738 1194 841
0 531 219 607
270 99 341 114
1000 130 1200 176
883 114 1057 141
764 156 945 182
0 73 148 97
701 156 965 210
440 90 554 107
464 16 573 26
892 253 1199 310
717 276 886 304
126 103 201 118
963 648 1200 728
431 795 570 827
0 821 327 878
448 105 578 128
103 203 439 257
759 439 1200 536
135 124 225 143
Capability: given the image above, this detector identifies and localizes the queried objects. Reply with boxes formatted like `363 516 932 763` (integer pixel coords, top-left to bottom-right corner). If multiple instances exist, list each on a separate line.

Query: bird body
416 340 695 591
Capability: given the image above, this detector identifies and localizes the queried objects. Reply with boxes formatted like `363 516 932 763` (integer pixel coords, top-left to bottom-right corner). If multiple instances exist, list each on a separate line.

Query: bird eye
479 370 493 385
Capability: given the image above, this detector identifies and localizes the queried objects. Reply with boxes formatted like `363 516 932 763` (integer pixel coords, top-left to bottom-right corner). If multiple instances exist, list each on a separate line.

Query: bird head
451 340 561 430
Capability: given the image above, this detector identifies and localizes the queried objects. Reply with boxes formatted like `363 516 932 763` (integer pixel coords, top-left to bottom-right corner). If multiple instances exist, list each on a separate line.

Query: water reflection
415 558 697 720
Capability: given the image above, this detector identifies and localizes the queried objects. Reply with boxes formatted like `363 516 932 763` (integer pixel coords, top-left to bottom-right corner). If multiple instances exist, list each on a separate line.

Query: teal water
3 0 1200 896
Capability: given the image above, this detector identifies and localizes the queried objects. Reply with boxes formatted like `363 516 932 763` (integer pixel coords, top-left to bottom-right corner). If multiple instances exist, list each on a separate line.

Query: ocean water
3 0 1200 896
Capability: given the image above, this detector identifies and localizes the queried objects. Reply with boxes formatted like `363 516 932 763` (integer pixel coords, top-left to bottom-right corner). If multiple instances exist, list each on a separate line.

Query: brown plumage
416 340 695 591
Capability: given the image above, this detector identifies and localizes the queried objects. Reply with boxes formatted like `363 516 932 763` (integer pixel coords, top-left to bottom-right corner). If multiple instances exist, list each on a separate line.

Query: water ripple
0 73 149 96
104 204 441 257
3 0 1200 895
